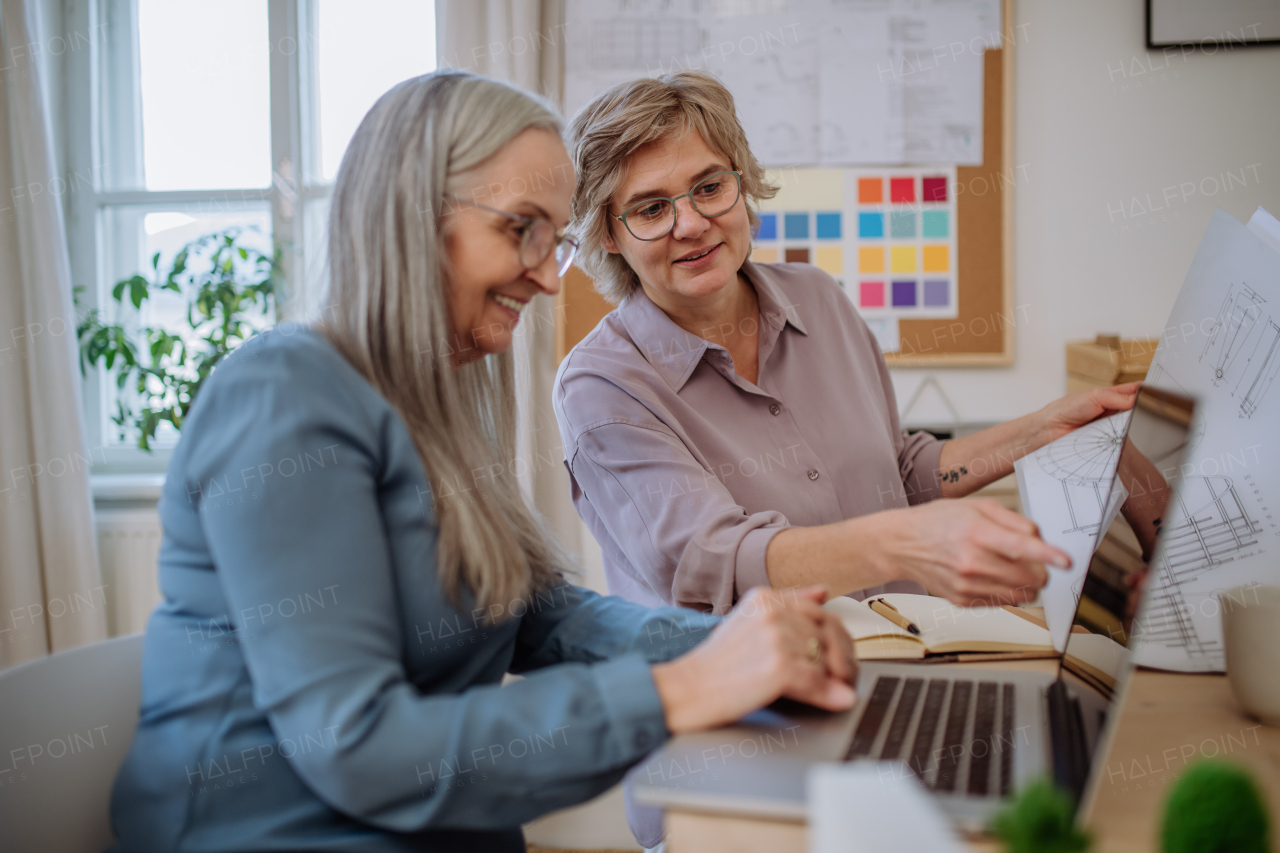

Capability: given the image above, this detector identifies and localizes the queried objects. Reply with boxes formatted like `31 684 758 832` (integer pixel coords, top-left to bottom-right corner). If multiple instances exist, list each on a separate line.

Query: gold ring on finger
806 636 821 663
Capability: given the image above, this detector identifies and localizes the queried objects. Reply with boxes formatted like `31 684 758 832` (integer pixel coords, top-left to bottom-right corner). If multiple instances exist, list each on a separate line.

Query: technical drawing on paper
1200 284 1265 385
586 16 705 72
1136 475 1264 662
1237 319 1280 417
1130 209 1280 672
1197 284 1280 418
1033 416 1128 533
1161 476 1263 580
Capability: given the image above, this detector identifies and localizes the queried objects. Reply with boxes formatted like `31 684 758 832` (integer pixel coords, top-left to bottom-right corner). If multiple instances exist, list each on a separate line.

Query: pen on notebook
869 599 921 635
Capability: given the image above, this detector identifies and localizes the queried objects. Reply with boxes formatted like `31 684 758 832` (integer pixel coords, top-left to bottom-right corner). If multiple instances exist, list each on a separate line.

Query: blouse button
634 730 652 750
769 404 781 416
807 470 819 481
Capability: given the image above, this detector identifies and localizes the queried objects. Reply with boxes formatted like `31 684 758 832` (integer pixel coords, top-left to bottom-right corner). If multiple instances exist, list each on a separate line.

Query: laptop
635 385 1196 832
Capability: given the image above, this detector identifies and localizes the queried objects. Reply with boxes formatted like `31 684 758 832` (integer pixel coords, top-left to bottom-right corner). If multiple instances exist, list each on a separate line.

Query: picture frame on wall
1146 0 1280 49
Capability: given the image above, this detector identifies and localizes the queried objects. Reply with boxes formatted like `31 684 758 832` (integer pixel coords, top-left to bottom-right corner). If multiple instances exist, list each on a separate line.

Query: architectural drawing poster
564 0 1000 167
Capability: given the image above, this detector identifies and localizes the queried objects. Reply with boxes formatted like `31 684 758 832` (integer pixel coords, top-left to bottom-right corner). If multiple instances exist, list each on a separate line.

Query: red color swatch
922 176 947 202
889 177 915 203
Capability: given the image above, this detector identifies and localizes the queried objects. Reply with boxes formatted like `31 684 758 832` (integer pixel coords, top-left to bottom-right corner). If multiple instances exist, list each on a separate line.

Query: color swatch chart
751 167 958 320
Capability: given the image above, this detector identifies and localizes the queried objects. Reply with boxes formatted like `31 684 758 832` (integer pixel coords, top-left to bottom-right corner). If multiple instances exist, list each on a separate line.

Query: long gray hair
322 70 566 615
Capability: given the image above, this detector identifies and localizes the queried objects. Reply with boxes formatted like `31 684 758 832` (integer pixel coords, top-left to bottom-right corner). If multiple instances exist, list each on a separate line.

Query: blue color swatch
784 212 809 240
756 212 777 240
890 211 916 239
858 212 883 238
816 212 842 239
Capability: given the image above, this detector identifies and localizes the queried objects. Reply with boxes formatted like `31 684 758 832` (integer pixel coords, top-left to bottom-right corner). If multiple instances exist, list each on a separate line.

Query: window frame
66 0 336 475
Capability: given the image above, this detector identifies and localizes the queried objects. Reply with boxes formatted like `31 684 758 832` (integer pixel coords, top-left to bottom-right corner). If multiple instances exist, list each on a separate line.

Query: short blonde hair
565 70 777 304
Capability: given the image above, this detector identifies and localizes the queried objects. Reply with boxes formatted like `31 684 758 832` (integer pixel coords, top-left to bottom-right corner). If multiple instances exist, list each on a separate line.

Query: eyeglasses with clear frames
612 170 743 242
447 196 579 277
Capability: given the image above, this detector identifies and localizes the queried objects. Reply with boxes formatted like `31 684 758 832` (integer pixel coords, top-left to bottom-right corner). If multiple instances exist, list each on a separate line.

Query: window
67 0 436 473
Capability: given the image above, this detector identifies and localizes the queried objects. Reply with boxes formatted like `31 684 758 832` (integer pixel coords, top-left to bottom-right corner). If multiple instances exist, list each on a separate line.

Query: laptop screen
1057 385 1197 804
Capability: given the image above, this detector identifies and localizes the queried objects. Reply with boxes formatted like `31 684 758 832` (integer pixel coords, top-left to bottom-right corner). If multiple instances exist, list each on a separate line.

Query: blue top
108 327 716 852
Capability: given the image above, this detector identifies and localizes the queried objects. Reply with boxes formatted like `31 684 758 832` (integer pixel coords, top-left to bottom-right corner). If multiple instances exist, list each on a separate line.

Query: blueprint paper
1015 411 1133 651
1132 208 1280 672
563 0 998 167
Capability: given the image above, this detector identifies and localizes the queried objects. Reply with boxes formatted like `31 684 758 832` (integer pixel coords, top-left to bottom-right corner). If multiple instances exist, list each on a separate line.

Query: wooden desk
664 670 1280 853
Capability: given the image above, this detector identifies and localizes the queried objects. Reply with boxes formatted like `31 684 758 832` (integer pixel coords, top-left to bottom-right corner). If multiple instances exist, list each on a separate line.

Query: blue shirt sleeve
512 584 719 672
176 341 716 833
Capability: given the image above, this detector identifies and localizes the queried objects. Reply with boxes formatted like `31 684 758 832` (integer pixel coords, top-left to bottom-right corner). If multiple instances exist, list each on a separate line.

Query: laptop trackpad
634 700 857 818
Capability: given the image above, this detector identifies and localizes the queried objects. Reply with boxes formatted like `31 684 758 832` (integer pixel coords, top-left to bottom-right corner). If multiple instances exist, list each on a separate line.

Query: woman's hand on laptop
875 498 1068 607
651 586 857 735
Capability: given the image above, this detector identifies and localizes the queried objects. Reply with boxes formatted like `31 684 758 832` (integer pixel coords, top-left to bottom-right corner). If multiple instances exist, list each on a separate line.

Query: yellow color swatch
751 247 779 264
923 245 949 272
858 247 884 273
890 246 916 272
815 246 843 276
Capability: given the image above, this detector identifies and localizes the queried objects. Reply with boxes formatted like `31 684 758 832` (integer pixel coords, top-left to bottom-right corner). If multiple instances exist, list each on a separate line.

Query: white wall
890 0 1280 425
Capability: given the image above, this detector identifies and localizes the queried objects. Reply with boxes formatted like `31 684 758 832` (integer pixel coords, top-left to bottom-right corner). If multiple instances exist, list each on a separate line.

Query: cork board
556 266 610 363
556 0 1015 367
887 30 1015 366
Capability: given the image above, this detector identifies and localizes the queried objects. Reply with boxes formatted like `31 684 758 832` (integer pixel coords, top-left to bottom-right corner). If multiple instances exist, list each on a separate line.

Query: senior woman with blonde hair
554 70 1138 616
107 70 857 853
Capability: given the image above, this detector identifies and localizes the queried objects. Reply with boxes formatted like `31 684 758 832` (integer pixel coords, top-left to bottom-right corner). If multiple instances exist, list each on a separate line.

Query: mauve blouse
553 260 946 614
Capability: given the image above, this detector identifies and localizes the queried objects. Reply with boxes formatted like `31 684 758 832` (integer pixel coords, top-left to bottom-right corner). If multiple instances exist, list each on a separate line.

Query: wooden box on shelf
1066 334 1160 393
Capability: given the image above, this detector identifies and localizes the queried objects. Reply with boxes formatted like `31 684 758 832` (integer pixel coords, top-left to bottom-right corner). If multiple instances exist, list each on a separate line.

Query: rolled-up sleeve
570 420 788 614
896 429 945 505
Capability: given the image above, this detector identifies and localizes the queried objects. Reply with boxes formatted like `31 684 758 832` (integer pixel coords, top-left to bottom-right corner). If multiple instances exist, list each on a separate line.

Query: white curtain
0 0 106 668
436 0 592 579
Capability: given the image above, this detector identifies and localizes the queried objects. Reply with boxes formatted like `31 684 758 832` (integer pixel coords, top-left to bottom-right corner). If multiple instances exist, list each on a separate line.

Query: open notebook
824 593 1055 660
825 594 1128 687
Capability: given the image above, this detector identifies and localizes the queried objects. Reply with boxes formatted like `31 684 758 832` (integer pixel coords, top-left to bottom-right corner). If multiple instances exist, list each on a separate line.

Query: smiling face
603 129 752 312
443 127 573 364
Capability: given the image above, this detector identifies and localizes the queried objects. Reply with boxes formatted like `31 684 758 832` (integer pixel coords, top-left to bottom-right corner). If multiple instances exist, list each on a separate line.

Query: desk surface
665 670 1280 853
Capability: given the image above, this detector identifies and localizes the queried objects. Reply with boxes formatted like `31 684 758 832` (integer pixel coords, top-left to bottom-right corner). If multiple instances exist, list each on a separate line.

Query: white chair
0 634 640 851
0 634 144 853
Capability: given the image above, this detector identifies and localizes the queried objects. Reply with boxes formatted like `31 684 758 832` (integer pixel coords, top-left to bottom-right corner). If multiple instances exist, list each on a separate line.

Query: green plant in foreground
1162 760 1269 853
990 778 1092 853
76 229 280 450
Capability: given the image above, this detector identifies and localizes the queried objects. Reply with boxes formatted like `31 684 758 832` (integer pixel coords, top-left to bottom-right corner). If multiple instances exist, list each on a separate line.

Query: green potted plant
991 778 1093 853
1161 760 1269 853
76 228 281 450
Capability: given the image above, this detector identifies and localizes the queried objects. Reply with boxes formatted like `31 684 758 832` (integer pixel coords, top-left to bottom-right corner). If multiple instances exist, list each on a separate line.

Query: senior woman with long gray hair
107 70 856 853
554 69 1138 616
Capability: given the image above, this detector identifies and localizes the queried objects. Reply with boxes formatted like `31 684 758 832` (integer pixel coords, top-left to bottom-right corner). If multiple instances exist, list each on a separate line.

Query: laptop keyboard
844 676 1017 798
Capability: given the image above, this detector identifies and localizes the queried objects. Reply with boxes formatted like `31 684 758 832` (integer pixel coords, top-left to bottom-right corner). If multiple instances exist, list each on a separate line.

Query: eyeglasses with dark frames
611 170 742 242
447 196 579 277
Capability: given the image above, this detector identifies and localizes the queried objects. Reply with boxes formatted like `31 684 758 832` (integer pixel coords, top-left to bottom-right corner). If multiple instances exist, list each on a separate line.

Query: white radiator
95 508 163 636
